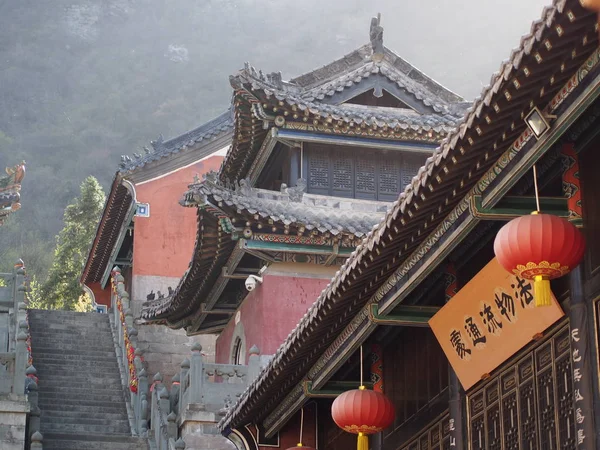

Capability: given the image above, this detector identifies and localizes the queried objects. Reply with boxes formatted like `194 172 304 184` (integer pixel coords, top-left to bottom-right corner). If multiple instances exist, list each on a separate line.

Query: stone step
39 390 126 403
40 421 130 435
31 344 117 352
39 384 124 399
36 375 122 385
43 409 128 421
32 360 120 370
28 319 111 327
42 434 149 450
34 355 119 364
38 398 129 410
28 309 110 318
31 334 115 342
29 322 112 329
38 380 124 391
30 332 112 339
38 402 127 414
30 348 119 358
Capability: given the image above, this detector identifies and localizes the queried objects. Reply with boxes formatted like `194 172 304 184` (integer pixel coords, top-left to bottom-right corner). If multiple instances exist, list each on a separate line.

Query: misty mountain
0 0 548 277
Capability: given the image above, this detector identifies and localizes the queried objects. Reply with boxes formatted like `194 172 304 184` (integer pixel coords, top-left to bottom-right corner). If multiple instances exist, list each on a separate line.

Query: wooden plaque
429 258 564 390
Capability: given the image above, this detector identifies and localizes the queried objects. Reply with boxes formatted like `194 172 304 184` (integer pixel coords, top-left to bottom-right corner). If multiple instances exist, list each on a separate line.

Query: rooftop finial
370 13 384 61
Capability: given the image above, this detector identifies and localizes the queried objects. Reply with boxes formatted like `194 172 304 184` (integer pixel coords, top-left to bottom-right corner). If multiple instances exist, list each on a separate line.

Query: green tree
34 176 106 310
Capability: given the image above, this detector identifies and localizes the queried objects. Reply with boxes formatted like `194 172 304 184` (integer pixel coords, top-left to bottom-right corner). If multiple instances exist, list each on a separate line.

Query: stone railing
110 267 147 438
178 343 256 415
147 344 264 449
0 260 42 448
109 266 265 449
150 374 186 450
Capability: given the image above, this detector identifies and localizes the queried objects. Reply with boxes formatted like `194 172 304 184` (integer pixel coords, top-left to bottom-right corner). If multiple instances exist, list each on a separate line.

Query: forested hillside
0 0 548 279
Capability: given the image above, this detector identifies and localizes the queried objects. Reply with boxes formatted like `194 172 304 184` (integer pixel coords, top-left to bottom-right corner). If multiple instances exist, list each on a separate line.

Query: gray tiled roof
183 173 389 238
118 110 234 173
298 48 464 113
230 50 469 132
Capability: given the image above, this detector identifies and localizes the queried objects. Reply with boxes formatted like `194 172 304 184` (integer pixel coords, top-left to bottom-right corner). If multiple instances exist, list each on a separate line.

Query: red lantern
285 407 315 450
581 0 600 12
331 386 395 450
494 213 585 306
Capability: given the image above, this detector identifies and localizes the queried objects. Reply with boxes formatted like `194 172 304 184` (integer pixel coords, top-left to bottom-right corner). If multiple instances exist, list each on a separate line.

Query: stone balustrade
109 266 265 449
0 260 40 449
110 267 146 439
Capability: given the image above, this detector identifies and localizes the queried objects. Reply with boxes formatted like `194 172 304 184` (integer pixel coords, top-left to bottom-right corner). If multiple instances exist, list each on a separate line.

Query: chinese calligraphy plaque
429 258 564 390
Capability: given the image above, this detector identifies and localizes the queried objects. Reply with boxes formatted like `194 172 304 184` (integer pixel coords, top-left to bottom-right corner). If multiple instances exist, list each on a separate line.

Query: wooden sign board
429 258 564 390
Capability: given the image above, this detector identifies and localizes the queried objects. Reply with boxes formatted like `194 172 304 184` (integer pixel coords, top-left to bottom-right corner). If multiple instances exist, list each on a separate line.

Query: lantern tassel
534 275 552 307
357 433 368 450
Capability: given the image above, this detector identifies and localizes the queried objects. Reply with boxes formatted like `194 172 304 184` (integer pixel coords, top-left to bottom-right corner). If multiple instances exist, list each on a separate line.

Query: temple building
81 112 232 380
0 162 25 226
139 15 467 367
213 1 600 449
117 16 471 448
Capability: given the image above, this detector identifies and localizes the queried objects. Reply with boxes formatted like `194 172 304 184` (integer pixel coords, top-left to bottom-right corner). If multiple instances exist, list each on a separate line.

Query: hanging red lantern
285 407 316 450
331 386 395 450
581 0 600 12
494 212 585 306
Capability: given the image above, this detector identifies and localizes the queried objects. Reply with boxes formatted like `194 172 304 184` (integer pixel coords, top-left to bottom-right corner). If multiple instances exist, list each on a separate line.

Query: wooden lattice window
398 413 451 450
304 144 427 200
467 323 575 450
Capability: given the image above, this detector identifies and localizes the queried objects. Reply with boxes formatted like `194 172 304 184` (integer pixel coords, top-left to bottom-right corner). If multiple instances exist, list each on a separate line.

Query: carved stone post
17 301 27 330
14 321 28 394
124 308 134 333
189 344 204 404
175 437 186 449
159 386 170 450
247 345 261 382
167 412 177 439
30 431 43 450
14 264 26 308
178 358 190 414
170 373 180 415
159 386 170 414
138 368 149 434
27 380 41 436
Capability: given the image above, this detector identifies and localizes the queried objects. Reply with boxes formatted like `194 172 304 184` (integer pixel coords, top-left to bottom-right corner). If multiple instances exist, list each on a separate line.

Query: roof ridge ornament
370 13 384 62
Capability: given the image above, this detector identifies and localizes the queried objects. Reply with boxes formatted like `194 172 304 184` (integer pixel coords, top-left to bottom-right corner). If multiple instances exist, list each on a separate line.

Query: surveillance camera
245 275 263 292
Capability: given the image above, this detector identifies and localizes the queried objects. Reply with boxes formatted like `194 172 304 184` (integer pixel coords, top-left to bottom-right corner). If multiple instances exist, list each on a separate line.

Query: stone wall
180 407 236 450
0 394 28 450
133 274 216 385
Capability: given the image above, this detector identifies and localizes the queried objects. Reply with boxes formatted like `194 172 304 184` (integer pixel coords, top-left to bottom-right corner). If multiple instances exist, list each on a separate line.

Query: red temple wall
87 281 111 307
215 272 332 364
133 155 223 278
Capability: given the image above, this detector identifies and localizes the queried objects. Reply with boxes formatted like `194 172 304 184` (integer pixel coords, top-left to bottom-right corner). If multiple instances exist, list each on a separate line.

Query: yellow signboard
429 258 564 390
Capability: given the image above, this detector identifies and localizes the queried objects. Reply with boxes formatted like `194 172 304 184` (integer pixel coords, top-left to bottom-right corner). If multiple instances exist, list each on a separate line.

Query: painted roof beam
368 303 439 327
469 195 568 220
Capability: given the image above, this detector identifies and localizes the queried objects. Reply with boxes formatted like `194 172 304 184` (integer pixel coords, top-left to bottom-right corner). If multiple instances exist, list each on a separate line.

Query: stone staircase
28 309 149 450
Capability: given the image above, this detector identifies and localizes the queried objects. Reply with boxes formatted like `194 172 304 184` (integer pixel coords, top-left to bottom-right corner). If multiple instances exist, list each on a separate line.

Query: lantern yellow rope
357 432 369 450
534 275 552 307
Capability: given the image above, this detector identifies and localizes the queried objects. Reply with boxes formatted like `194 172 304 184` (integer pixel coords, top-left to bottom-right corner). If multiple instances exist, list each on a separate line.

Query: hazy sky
224 0 551 101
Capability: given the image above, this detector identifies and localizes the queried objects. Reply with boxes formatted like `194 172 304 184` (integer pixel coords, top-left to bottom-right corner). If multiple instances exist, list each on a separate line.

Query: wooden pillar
289 147 301 187
370 344 384 450
444 264 464 450
561 144 583 226
562 144 598 448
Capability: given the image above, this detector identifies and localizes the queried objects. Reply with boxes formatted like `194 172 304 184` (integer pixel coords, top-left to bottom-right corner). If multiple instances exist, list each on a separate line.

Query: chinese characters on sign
429 258 564 390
